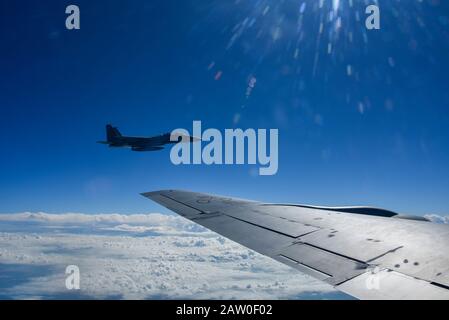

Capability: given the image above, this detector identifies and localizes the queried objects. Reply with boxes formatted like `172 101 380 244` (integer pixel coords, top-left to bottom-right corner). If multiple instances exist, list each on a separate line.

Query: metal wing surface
142 190 449 300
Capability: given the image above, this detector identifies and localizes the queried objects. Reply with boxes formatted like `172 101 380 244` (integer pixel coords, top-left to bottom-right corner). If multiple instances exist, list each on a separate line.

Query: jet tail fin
106 124 122 141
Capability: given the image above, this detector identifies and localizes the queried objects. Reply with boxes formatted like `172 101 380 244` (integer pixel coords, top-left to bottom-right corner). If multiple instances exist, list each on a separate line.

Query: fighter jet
97 124 198 151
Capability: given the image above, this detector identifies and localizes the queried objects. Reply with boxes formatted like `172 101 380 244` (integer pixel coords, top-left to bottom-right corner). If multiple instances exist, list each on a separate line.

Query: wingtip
140 190 176 198
140 191 155 198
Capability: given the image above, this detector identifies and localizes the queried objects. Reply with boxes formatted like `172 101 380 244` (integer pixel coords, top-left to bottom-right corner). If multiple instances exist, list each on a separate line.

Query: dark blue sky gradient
1 0 449 215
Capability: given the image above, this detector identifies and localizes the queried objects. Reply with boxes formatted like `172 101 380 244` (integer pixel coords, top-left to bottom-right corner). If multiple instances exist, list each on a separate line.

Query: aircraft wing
142 190 449 300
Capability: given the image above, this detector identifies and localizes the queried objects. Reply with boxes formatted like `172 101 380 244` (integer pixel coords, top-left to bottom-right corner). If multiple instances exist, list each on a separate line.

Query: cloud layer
424 214 449 224
0 212 341 300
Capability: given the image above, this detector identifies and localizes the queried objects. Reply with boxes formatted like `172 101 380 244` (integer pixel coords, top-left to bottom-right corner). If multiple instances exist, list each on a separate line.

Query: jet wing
142 190 449 300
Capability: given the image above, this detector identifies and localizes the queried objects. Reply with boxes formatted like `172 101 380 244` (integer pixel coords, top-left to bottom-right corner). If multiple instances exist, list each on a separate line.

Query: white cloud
0 213 340 300
0 212 185 226
424 214 449 224
0 212 205 235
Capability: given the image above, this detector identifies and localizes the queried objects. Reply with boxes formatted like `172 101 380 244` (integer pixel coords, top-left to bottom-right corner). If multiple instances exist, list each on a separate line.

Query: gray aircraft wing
142 190 449 300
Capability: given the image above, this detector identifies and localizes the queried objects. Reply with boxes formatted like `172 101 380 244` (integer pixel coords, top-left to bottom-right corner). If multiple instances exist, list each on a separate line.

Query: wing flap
298 228 404 263
278 243 369 285
337 269 449 300
194 214 295 256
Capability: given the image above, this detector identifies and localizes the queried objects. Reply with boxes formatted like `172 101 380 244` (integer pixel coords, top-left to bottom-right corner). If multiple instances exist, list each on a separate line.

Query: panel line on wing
279 243 369 285
366 246 404 263
278 255 334 278
430 281 449 291
223 214 298 238
160 193 210 213
191 212 223 220
295 241 368 266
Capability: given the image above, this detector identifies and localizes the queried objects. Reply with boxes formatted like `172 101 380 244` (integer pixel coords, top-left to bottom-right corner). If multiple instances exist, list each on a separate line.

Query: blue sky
1 0 449 216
